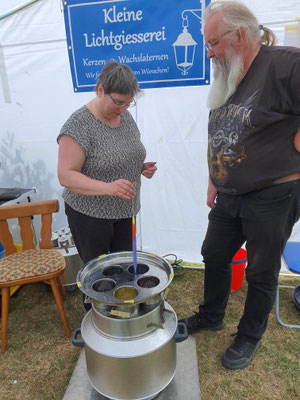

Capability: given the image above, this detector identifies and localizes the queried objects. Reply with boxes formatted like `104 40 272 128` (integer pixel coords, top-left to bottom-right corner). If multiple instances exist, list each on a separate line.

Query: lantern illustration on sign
173 5 205 76
173 21 197 75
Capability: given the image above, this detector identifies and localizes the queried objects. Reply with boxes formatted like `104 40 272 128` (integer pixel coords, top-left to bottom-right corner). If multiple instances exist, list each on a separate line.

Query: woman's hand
106 179 135 199
141 162 157 179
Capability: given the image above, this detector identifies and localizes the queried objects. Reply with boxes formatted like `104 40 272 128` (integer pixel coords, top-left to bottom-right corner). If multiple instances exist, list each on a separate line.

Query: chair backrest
0 200 59 256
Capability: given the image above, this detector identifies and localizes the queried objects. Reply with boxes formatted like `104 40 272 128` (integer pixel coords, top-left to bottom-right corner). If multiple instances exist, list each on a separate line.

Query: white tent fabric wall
137 85 210 260
0 0 299 263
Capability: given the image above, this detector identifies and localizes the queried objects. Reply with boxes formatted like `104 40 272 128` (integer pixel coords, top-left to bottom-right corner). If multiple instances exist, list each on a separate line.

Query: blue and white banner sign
63 0 210 92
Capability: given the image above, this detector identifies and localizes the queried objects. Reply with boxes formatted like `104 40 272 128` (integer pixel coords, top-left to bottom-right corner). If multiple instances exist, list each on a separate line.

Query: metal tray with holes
76 251 173 304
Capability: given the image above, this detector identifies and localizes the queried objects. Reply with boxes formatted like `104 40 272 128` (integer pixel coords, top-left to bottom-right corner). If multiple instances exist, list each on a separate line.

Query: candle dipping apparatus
72 251 188 400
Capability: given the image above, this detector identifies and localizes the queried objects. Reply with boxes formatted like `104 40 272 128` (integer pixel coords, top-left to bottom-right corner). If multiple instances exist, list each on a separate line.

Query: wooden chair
0 200 71 353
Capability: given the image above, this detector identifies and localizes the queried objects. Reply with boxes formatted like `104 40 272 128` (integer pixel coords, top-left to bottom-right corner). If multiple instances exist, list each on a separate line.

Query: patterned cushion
0 249 65 282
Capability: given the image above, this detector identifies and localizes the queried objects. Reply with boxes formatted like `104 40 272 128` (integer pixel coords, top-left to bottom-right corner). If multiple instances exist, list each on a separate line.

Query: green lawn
0 269 299 400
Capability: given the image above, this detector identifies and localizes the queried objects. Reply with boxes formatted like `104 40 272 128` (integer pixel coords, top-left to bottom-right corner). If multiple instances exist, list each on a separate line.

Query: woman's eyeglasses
107 93 136 108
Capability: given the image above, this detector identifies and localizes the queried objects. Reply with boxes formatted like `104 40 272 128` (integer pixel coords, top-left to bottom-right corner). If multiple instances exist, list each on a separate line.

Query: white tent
0 0 299 263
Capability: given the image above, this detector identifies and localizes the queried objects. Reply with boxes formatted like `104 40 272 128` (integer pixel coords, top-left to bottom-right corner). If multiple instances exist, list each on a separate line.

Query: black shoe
222 334 261 370
178 312 224 334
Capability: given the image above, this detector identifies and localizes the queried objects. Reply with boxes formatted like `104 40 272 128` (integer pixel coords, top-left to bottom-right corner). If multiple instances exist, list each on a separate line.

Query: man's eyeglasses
205 29 235 51
107 93 136 108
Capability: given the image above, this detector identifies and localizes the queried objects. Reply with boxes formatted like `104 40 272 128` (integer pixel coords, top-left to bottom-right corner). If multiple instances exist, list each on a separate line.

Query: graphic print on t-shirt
208 91 258 187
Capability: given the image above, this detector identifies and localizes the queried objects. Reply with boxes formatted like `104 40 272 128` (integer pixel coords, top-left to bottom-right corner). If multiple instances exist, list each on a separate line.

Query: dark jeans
65 203 132 264
200 180 300 341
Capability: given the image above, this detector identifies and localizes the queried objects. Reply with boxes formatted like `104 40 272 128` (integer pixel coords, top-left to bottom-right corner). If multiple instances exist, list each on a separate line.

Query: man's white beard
207 48 244 110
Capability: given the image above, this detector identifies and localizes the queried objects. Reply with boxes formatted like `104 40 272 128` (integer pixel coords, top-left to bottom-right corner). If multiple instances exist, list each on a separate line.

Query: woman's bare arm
57 135 135 199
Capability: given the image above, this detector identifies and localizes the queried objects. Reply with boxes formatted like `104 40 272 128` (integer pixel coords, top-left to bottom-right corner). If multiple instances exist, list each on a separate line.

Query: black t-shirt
208 45 300 195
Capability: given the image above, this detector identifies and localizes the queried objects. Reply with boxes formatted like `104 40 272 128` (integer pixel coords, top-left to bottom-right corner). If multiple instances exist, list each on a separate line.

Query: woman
57 61 156 308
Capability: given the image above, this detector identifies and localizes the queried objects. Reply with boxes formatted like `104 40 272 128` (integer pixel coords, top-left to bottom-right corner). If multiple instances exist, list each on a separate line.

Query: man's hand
207 178 218 209
294 129 300 152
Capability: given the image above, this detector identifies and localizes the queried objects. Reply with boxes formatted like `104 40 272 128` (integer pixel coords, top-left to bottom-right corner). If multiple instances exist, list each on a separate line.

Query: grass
172 271 300 400
0 269 299 400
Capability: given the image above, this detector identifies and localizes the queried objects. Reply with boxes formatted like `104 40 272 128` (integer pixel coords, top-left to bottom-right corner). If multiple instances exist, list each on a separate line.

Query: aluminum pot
73 303 187 400
51 232 59 248
50 227 82 290
56 246 83 290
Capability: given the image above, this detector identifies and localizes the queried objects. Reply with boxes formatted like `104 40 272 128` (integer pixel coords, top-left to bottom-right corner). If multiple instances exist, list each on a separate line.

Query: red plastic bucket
231 248 247 291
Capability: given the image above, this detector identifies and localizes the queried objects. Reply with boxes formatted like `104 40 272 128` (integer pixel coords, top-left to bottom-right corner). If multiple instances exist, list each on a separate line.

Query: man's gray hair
95 60 140 96
204 1 276 48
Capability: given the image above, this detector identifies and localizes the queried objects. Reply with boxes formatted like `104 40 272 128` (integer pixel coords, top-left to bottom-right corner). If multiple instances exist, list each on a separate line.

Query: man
180 1 300 370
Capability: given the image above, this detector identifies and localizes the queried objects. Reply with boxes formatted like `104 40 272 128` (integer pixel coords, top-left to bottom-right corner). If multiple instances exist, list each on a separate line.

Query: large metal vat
73 251 187 400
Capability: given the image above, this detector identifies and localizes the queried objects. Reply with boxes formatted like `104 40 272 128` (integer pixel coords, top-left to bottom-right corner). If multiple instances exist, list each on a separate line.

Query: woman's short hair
204 1 276 47
95 60 140 96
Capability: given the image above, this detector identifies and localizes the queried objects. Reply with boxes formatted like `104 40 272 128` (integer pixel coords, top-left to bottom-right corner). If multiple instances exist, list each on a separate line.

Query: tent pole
0 0 40 21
